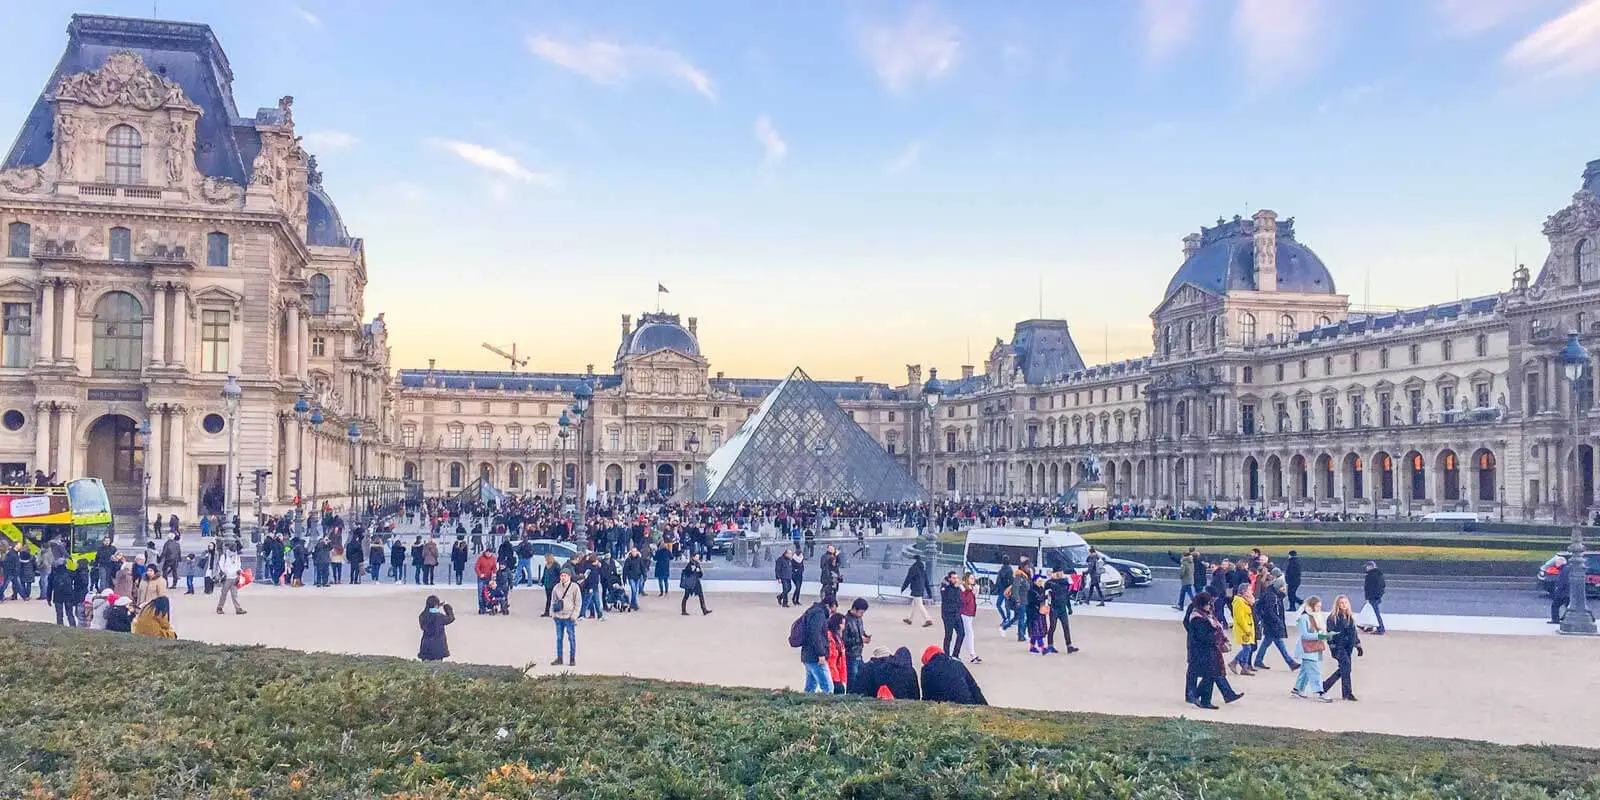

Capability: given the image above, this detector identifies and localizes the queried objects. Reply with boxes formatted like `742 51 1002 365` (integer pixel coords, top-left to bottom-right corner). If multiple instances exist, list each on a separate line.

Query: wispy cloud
1317 82 1381 114
1232 0 1324 81
301 130 358 151
427 139 555 186
290 5 322 28
1505 0 1600 77
526 35 715 100
1142 0 1202 63
1430 0 1536 37
854 5 961 95
884 141 925 175
754 116 787 166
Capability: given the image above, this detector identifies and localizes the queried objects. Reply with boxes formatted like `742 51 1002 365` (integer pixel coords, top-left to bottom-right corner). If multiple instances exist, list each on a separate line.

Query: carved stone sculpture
0 167 45 194
54 51 187 110
199 176 243 205
55 113 79 175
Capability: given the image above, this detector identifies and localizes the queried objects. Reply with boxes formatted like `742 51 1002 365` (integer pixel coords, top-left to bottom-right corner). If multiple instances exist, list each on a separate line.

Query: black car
708 528 744 556
1104 556 1153 587
1537 553 1600 597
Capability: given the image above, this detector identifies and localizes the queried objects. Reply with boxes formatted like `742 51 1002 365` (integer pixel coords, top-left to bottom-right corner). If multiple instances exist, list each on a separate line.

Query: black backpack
788 611 808 648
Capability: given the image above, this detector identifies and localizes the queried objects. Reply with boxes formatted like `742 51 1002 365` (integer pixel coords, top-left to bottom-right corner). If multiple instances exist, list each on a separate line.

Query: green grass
1100 543 1551 563
2 620 1597 799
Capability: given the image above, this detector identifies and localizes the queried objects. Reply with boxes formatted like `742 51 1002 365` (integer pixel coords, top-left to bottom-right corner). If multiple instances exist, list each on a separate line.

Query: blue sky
4 0 1600 381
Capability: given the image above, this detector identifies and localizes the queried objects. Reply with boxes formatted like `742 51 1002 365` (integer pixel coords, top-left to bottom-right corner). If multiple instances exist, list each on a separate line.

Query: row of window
4 222 230 266
0 292 233 372
402 424 731 454
1241 335 1492 385
1161 312 1335 355
1236 381 1495 435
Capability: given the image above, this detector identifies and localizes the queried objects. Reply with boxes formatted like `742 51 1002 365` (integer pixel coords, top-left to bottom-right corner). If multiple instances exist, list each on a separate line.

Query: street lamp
293 393 310 533
572 379 593 517
221 375 242 540
1557 332 1596 635
922 368 944 497
309 405 324 534
557 410 571 499
136 417 151 547
347 421 362 527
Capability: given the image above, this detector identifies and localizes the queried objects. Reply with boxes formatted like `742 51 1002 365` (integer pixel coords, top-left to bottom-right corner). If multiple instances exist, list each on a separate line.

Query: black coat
418 605 455 661
1553 562 1572 600
847 647 921 700
798 602 830 663
938 581 963 623
653 548 672 579
1327 612 1361 654
1364 569 1386 602
623 554 646 581
775 555 794 581
920 653 988 705
1284 555 1303 588
1254 584 1288 639
105 605 134 633
901 560 931 598
680 561 704 592
1185 612 1225 678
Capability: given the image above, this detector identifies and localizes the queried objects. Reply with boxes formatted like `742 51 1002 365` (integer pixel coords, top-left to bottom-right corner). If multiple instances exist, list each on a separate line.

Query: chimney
621 314 632 336
1252 209 1278 292
854 376 864 383
1584 159 1600 194
715 371 724 380
427 358 435 372
1182 232 1202 261
585 363 594 376
961 365 975 380
687 316 698 336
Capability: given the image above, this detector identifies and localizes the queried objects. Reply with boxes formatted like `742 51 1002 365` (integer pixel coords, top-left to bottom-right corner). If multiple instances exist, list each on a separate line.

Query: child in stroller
481 578 510 615
604 581 631 613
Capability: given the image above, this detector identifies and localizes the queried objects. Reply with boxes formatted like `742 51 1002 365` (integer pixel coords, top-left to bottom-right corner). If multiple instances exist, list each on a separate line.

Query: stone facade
0 16 398 529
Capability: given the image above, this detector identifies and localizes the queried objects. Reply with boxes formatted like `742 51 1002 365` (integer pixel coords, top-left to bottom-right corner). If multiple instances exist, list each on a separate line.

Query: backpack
788 612 808 648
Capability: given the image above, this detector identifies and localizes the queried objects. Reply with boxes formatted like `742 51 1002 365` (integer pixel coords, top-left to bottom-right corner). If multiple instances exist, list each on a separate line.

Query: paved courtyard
3 582 1595 749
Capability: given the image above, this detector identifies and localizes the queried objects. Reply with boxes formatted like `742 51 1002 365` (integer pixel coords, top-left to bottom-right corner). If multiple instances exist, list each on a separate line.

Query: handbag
1302 615 1327 653
203 576 215 594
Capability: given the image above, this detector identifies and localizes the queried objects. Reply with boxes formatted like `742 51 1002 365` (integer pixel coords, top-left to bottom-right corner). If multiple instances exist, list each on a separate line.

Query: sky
3 0 1600 383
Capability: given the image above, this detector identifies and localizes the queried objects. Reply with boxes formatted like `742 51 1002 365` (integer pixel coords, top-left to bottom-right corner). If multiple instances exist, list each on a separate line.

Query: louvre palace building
3 15 1596 527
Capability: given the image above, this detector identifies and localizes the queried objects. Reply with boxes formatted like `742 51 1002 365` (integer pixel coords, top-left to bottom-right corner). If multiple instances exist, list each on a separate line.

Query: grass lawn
1 619 1596 799
1099 542 1550 563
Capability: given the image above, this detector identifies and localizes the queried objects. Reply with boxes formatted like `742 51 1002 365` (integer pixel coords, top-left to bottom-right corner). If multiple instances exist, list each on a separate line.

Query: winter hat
103 591 118 603
871 645 894 659
113 596 131 607
921 645 942 666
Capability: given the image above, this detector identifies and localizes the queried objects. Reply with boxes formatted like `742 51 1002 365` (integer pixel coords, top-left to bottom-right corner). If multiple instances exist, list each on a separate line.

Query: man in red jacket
474 551 498 613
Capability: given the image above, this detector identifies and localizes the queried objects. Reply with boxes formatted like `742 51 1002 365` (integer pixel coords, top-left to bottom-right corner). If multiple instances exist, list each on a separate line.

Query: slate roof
1164 215 1334 300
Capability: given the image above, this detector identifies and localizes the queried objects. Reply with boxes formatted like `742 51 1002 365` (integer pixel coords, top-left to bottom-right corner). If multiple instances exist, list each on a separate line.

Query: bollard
881 544 893 569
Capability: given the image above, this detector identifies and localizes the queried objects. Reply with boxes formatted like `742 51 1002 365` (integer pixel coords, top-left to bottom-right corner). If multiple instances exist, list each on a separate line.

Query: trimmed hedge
1089 520 1593 540
3 620 1598 799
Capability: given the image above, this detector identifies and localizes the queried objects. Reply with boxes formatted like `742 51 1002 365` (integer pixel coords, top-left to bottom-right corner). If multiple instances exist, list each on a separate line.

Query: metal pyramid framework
690 367 924 503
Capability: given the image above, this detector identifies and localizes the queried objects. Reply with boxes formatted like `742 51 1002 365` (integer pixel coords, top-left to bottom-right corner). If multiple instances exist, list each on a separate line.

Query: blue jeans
1253 635 1297 668
554 618 576 661
477 578 489 612
847 656 863 689
1177 583 1195 608
802 660 833 693
657 576 668 594
1368 597 1386 632
1014 603 1029 641
995 592 1012 627
185 575 195 593
1294 656 1323 694
517 557 532 585
581 589 603 619
628 577 643 610
1232 642 1256 667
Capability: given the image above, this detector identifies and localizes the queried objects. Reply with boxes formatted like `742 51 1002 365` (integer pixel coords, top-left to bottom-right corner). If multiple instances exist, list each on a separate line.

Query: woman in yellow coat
132 596 178 639
1229 584 1257 675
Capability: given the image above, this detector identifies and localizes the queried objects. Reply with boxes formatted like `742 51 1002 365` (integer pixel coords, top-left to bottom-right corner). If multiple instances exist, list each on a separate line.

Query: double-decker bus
0 478 114 568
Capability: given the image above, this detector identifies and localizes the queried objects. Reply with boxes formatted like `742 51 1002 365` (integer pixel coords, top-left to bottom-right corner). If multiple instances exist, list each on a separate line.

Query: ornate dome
1163 214 1334 300
618 312 700 360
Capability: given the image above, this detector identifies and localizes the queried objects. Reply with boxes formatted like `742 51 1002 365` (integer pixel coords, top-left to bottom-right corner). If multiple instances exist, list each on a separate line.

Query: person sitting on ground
846 645 921 700
104 594 135 633
919 645 988 705
132 595 177 639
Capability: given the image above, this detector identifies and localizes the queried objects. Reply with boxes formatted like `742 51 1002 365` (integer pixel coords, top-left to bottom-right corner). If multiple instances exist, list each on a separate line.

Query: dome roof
618 312 700 360
1163 215 1334 300
306 185 351 247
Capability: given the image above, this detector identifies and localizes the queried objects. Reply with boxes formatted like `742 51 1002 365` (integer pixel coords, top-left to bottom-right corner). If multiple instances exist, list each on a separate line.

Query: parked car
1104 556 1153 587
1537 553 1600 597
520 539 582 582
708 528 746 555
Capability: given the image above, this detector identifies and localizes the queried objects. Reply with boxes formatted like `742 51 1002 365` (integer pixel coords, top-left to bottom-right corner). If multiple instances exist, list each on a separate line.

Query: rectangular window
609 430 621 451
1379 348 1390 368
509 402 519 415
200 309 230 372
206 232 229 267
945 431 957 453
1241 403 1256 435
451 401 461 413
404 399 414 412
1324 397 1337 429
712 405 721 418
1242 366 1254 384
311 336 325 357
2 302 31 367
480 429 492 449
1441 339 1453 361
402 427 416 448
1475 335 1487 358
509 429 521 449
1474 383 1490 409
1028 397 1037 410
1274 401 1289 432
1378 392 1393 426
1350 394 1365 426
1323 356 1333 376
6 222 29 258
887 410 895 422
449 428 463 449
1441 386 1456 415
1408 344 1420 365
1408 389 1423 425
711 430 724 449
1299 400 1312 431
1351 352 1361 372
109 227 131 262
1298 360 1308 379
1274 364 1284 382
481 402 491 414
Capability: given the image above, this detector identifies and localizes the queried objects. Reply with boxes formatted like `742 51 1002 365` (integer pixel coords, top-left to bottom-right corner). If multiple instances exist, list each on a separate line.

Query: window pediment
193 285 243 320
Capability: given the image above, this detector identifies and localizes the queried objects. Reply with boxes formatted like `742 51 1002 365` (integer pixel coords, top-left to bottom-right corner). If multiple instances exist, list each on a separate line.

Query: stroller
604 582 632 613
480 579 510 615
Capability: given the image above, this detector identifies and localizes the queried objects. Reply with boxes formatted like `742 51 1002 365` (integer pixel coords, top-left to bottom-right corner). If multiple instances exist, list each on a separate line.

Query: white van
960 527 1123 598
1420 511 1486 522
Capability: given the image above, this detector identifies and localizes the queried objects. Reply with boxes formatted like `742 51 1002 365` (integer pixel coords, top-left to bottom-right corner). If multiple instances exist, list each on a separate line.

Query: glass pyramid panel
692 367 924 503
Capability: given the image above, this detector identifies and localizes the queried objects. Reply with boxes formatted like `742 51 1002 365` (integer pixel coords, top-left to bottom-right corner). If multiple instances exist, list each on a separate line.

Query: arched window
105 125 143 184
1577 238 1597 283
1239 312 1256 346
1278 314 1295 340
92 291 144 372
207 232 229 267
1162 326 1173 355
309 273 331 315
1317 315 1332 327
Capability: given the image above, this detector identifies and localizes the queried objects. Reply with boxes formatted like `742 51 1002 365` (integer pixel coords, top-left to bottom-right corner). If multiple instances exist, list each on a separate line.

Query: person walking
652 543 673 596
1171 549 1196 610
49 562 79 626
417 595 455 662
1084 547 1108 606
1293 596 1334 702
959 573 981 664
367 537 385 583
1184 593 1242 709
994 555 1015 628
1251 571 1299 671
450 537 469 585
1550 557 1572 624
775 548 795 608
938 571 965 658
329 539 346 584
1321 594 1363 701
1006 564 1032 642
679 553 710 615
789 552 806 606
540 554 560 616
311 537 332 587
1284 550 1304 610
622 546 646 611
1229 583 1258 676
797 597 834 693
819 545 842 607
1363 561 1387 635
550 570 580 666
422 537 440 586
212 543 246 615
825 612 849 695
388 538 406 583
900 554 933 627
159 532 182 589
1045 567 1078 654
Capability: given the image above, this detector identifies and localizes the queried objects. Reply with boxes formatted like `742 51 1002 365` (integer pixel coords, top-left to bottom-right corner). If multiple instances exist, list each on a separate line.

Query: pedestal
1074 483 1109 511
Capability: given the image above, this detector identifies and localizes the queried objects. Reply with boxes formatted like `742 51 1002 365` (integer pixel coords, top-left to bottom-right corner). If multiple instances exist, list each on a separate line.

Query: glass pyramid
691 368 924 503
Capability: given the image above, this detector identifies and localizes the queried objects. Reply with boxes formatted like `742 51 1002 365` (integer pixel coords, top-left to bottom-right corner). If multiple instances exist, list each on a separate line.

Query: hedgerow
2 620 1596 799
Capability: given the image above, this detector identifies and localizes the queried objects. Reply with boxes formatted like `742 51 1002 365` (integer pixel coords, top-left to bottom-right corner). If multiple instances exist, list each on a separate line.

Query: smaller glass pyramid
690 368 924 503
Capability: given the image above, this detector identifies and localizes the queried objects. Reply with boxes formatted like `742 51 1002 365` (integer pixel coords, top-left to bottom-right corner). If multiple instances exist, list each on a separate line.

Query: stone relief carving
165 115 191 184
1542 191 1600 238
55 113 80 175
54 51 189 110
0 167 46 194
199 175 243 205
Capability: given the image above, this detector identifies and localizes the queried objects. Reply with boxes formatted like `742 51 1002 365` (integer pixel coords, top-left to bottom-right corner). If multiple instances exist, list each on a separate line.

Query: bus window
66 480 109 515
75 522 111 552
1044 544 1089 573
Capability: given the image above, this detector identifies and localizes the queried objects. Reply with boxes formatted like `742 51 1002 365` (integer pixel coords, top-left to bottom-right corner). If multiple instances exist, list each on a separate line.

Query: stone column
36 281 55 364
55 403 75 476
151 284 169 366
58 281 77 365
168 289 187 371
33 401 52 473
146 404 165 501
167 406 186 510
298 311 310 380
285 305 300 379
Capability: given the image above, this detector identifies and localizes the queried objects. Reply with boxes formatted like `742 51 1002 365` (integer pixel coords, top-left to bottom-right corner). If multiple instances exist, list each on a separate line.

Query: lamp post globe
293 394 310 420
922 367 944 411
309 406 324 430
346 421 361 526
685 431 700 454
1557 331 1596 636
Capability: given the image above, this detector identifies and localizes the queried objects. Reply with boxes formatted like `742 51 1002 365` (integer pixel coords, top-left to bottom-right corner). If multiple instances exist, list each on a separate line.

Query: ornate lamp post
685 431 700 497
922 368 944 497
136 417 151 547
221 375 243 539
347 421 362 528
1557 332 1596 635
557 410 571 499
293 393 310 534
309 405 324 534
571 379 592 530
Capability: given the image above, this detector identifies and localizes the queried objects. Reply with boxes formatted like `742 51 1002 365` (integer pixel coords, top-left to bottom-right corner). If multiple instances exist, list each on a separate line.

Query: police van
960 527 1123 598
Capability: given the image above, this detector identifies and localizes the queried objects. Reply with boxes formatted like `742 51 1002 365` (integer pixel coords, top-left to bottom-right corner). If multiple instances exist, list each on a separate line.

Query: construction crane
482 342 529 371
